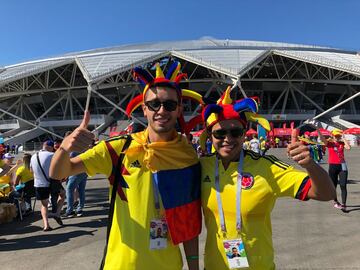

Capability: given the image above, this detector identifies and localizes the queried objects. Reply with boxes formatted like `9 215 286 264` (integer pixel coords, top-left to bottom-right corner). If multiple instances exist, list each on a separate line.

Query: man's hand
287 129 314 169
60 110 95 152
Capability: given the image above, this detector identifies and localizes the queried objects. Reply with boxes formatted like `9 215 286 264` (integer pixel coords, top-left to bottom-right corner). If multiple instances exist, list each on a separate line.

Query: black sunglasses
145 99 178 112
211 128 245 139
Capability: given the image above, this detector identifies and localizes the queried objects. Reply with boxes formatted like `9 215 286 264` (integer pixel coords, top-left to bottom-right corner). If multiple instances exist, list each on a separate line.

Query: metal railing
23 142 43 152
40 114 105 121
259 109 316 114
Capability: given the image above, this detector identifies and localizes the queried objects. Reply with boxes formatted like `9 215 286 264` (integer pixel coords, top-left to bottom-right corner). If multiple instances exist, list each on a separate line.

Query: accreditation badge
149 218 168 250
223 239 249 269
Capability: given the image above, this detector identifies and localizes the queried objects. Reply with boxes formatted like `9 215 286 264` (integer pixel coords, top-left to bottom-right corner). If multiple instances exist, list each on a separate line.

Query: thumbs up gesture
60 110 95 152
287 129 313 168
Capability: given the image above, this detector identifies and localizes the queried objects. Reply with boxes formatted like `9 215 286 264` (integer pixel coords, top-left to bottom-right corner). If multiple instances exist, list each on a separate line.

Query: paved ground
1 148 359 270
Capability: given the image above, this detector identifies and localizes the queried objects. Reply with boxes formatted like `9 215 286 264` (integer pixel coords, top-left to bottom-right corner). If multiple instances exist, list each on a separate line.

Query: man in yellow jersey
199 88 335 270
50 61 201 270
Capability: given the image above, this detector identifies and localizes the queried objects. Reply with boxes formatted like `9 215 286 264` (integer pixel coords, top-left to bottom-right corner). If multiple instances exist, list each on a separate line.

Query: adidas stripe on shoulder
245 150 261 160
262 155 290 170
105 134 131 143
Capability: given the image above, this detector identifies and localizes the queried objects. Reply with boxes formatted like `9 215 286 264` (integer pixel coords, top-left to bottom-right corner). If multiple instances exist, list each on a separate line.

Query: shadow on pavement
348 179 359 184
63 217 108 229
347 208 360 213
1 187 109 236
0 212 43 236
0 230 96 251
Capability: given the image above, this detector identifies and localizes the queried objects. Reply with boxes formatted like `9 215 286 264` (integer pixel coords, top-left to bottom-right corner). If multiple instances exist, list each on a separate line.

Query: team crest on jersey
241 173 254 190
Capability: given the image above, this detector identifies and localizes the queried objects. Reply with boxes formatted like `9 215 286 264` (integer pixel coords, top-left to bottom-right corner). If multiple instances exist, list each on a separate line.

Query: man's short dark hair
147 82 181 102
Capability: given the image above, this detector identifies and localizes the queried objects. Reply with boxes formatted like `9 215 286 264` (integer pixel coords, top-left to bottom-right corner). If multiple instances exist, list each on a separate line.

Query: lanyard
152 174 161 213
215 150 244 233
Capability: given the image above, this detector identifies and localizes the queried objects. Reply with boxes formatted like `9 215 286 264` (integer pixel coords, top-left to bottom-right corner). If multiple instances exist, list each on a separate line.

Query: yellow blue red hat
202 86 270 130
199 86 270 149
125 60 204 134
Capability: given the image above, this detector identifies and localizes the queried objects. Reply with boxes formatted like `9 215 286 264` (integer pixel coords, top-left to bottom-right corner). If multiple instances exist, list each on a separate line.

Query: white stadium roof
1 39 360 145
1 39 359 85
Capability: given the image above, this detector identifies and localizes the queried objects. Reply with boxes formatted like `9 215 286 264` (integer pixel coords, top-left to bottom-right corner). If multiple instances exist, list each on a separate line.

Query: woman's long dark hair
23 153 32 170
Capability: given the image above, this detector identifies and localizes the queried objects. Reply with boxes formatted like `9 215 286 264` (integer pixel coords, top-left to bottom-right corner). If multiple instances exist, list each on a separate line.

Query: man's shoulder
105 134 132 143
103 134 135 150
83 135 134 158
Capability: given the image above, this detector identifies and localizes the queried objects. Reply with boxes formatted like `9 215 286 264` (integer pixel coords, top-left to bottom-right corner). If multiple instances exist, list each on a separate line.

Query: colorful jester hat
200 86 271 149
126 61 204 135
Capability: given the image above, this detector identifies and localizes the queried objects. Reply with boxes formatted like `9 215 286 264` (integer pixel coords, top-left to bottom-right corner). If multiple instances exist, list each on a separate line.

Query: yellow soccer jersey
200 151 310 270
79 132 194 270
15 165 33 183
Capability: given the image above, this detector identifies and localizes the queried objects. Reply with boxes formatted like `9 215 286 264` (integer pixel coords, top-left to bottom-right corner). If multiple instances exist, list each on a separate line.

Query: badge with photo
223 239 249 269
149 218 168 250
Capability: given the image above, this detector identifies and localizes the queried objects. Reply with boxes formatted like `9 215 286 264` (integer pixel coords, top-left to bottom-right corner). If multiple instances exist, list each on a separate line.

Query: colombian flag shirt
79 129 201 270
200 151 311 270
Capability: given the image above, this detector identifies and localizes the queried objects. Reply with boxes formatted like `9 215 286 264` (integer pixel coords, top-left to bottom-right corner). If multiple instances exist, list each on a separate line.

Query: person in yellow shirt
15 153 35 211
199 88 335 270
50 61 202 270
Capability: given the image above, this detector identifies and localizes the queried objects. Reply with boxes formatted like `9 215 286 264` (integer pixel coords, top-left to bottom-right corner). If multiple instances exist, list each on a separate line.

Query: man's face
142 86 182 136
210 119 245 164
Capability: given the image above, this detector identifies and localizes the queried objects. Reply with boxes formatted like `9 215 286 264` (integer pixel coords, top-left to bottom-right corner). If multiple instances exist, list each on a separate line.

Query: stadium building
0 39 359 148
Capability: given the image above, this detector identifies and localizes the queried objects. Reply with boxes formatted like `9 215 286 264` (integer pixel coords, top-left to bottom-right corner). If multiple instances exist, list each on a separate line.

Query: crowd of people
0 60 355 269
0 135 88 230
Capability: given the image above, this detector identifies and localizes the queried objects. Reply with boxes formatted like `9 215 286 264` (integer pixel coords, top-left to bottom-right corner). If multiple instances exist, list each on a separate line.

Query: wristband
186 255 199 260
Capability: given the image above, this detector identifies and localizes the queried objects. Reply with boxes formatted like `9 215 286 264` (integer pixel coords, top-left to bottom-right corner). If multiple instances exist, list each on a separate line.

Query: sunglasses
211 128 245 139
145 99 178 112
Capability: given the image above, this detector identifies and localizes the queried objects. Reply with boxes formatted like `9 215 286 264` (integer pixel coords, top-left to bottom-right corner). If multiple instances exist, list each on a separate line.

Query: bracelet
186 255 199 260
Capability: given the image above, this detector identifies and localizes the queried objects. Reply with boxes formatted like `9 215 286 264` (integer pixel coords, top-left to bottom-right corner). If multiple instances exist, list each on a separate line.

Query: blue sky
2 0 360 66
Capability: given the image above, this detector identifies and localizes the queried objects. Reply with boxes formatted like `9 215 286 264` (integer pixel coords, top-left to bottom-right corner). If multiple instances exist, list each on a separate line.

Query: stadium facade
0 39 359 146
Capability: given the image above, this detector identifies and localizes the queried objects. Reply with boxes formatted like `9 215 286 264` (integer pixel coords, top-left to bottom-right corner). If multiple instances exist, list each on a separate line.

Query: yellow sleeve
263 155 308 198
78 139 126 177
0 159 4 167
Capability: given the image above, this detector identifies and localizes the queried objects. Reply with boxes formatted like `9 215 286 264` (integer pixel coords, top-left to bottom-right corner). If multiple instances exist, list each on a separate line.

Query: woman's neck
222 160 231 170
220 151 242 170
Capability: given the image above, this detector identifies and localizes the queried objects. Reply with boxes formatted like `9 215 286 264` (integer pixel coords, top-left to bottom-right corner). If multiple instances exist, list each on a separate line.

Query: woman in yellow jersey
199 87 335 270
15 153 35 210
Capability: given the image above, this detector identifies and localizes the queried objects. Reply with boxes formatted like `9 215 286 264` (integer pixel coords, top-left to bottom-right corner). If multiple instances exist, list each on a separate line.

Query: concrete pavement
0 148 359 270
